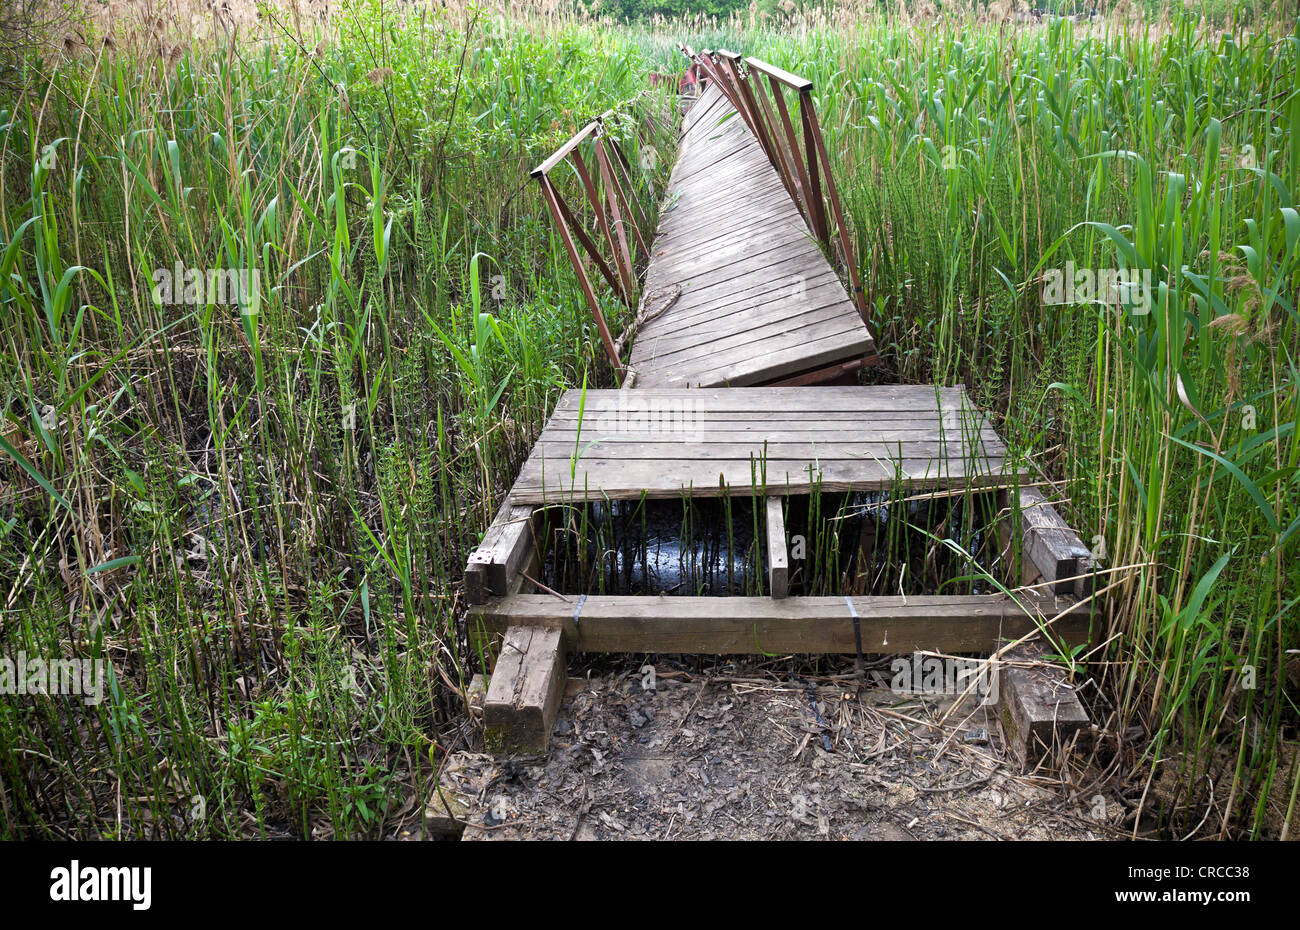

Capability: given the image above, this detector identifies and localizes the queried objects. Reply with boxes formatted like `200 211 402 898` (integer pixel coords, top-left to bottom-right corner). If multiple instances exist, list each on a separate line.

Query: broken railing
682 46 868 323
531 110 661 384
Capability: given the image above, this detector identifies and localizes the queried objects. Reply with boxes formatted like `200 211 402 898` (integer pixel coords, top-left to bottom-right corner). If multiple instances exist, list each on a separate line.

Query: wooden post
483 625 566 757
766 497 788 598
538 176 625 380
993 643 1090 769
571 148 636 307
803 100 868 321
550 182 624 297
464 501 537 605
798 90 828 244
999 486 1093 596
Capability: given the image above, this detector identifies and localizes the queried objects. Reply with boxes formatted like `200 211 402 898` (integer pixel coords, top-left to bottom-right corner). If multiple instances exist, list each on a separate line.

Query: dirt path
422 659 1121 840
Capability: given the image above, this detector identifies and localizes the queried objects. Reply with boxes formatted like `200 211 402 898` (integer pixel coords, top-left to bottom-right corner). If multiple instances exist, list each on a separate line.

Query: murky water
538 491 1005 598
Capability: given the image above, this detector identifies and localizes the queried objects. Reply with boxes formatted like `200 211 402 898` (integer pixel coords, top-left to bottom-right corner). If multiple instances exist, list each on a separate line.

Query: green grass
0 0 1296 838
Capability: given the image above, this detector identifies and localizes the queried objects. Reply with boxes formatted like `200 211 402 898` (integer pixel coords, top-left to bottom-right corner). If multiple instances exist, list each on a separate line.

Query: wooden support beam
993 643 1090 769
766 355 874 387
1001 486 1092 596
464 501 536 606
766 497 788 598
798 91 828 244
471 592 1091 655
744 56 814 93
530 121 598 178
483 625 566 757
802 100 869 321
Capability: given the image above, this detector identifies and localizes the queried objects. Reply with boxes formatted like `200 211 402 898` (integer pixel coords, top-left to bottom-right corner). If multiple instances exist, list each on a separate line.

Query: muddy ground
411 657 1128 841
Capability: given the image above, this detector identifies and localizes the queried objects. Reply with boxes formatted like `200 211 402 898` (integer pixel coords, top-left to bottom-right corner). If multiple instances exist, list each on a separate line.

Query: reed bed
0 0 1295 838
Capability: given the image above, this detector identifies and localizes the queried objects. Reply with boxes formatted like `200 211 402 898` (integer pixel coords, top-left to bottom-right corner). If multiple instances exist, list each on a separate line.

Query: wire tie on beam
844 595 864 680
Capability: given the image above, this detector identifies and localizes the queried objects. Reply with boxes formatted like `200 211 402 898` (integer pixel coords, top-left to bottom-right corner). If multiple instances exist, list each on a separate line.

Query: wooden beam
766 497 788 598
483 625 566 757
766 355 874 387
744 56 814 93
538 176 625 380
463 501 536 605
993 643 1090 769
471 592 1091 655
1002 486 1092 596
530 121 598 178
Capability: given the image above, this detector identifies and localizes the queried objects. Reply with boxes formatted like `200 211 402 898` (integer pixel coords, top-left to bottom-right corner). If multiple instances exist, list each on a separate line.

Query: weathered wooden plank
539 425 996 441
523 439 1005 461
636 287 854 357
511 461 1019 504
1003 486 1093 596
638 310 870 372
509 387 1019 503
767 497 788 598
483 625 566 756
745 56 814 92
994 643 1091 768
470 593 1091 654
552 384 969 407
644 326 876 388
641 260 840 320
463 501 536 605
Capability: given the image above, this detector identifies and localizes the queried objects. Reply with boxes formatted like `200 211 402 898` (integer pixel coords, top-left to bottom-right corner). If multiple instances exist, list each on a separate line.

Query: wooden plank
509 387 1018 503
464 501 536 604
510 460 1020 505
483 625 566 756
767 497 788 598
640 236 824 302
994 643 1091 769
537 427 1001 443
523 439 1005 461
638 280 851 340
1004 486 1092 596
635 303 869 370
530 121 598 178
645 326 875 388
549 384 970 406
769 356 870 387
745 56 814 93
470 592 1091 654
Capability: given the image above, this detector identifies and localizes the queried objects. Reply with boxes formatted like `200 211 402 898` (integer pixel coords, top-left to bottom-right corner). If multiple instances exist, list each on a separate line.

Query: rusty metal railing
531 110 660 385
682 47 868 323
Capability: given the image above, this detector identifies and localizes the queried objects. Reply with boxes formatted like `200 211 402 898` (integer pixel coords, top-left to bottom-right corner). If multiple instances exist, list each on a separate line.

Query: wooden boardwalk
508 385 1018 505
628 84 876 388
472 52 1093 760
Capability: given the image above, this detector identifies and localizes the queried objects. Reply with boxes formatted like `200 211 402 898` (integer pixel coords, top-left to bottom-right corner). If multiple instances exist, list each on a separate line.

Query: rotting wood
464 501 537 605
993 643 1090 769
766 497 788 598
999 486 1093 596
483 625 566 757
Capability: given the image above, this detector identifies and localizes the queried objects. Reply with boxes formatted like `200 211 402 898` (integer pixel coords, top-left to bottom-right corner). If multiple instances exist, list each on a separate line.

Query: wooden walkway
628 84 876 388
469 52 1093 761
509 385 1017 505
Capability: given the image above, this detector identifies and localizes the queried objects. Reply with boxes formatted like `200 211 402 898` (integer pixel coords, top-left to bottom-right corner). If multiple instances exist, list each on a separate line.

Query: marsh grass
0 0 1296 837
